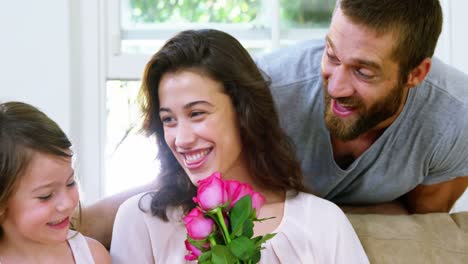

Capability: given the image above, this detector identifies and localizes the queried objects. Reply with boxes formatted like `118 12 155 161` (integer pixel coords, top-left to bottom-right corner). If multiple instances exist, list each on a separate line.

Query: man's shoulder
423 57 468 105
255 40 324 88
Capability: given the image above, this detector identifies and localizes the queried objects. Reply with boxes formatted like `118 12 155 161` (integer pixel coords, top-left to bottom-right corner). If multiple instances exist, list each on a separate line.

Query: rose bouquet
183 172 276 263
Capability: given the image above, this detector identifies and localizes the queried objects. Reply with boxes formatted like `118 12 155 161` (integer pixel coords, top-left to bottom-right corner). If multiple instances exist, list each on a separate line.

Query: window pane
280 0 336 28
121 0 268 54
119 0 334 55
125 0 261 24
105 80 159 196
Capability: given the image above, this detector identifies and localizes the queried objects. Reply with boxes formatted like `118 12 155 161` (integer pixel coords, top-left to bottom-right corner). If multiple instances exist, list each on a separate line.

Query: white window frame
105 0 330 79
76 0 467 204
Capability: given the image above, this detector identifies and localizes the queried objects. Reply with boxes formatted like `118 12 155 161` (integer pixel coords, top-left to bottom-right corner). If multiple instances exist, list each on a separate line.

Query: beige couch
347 212 468 263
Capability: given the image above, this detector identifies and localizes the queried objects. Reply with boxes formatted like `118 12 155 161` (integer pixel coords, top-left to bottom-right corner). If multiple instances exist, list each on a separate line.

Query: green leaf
251 251 261 264
211 245 237 264
198 251 212 262
229 236 256 261
253 216 275 222
230 196 252 238
187 235 208 251
251 236 262 244
241 219 254 238
255 233 277 248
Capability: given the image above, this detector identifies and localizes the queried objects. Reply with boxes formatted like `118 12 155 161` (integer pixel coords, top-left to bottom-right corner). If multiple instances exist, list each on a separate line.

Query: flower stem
215 209 231 244
208 236 217 246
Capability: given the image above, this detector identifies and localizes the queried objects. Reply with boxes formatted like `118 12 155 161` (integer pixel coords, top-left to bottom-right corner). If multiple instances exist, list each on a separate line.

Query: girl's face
1 152 78 244
158 70 249 185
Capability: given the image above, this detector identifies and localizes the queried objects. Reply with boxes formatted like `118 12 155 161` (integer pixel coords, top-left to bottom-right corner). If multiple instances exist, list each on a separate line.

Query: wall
0 1 71 133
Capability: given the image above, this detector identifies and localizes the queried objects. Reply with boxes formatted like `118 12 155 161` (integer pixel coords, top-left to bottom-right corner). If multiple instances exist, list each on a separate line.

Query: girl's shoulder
68 230 110 264
84 236 111 264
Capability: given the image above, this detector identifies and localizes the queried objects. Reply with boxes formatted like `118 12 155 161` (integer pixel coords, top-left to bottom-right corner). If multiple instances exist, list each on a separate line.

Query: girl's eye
327 52 339 64
67 180 76 188
38 194 53 201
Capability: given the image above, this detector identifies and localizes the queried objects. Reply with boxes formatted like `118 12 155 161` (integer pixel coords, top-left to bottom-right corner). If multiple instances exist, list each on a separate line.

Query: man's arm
79 181 158 249
340 200 409 215
402 176 468 213
340 176 468 215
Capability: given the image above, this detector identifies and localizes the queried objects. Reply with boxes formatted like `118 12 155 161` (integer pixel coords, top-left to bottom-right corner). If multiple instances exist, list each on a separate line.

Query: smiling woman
158 70 244 185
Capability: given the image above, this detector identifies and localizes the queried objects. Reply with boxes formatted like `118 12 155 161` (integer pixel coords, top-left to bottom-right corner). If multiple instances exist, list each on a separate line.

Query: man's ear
405 58 432 88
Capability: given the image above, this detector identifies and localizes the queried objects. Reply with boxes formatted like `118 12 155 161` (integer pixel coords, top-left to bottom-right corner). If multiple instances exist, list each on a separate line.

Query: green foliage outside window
128 0 335 27
128 0 261 23
281 0 336 27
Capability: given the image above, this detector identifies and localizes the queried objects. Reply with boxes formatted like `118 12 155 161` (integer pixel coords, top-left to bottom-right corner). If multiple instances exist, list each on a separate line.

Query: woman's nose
174 122 196 149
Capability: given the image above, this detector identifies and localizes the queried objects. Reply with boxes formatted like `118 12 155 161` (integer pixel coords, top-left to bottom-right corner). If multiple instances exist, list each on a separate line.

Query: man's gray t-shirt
257 41 468 204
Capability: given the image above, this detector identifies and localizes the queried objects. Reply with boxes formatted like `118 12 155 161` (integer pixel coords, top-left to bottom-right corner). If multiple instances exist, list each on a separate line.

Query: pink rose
225 180 254 208
225 180 266 217
251 191 266 217
224 179 241 203
183 208 215 240
193 172 228 211
184 239 202 261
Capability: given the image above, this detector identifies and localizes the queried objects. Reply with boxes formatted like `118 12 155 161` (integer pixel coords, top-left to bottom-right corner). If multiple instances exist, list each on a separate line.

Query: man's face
321 8 407 141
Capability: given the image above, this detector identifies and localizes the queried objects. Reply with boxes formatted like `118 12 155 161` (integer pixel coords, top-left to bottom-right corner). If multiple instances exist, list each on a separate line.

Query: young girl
0 102 110 263
110 29 368 263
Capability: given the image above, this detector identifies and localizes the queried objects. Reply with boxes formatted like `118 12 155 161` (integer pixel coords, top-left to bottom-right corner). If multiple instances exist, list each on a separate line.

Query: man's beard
323 81 405 141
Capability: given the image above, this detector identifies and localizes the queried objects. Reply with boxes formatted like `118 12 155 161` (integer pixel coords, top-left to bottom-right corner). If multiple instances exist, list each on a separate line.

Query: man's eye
355 69 375 79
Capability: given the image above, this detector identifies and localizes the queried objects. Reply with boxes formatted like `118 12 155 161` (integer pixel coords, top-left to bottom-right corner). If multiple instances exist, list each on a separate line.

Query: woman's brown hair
140 29 307 220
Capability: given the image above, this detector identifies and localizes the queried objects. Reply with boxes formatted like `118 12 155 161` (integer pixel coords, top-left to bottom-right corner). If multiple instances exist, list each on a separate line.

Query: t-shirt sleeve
110 194 154 263
423 116 468 185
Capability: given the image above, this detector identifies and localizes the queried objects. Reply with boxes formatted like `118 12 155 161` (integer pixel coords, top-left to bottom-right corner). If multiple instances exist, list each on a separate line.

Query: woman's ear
0 207 6 223
405 58 432 88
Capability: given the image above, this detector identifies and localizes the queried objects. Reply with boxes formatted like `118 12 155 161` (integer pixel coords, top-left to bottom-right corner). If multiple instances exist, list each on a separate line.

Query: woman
110 29 368 263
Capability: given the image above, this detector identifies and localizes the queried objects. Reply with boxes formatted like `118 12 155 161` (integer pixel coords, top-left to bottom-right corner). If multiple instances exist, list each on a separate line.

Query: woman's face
158 70 248 185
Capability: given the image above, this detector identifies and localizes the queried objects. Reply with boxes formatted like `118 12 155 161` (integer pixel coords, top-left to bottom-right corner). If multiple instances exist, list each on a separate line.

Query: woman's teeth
185 149 209 162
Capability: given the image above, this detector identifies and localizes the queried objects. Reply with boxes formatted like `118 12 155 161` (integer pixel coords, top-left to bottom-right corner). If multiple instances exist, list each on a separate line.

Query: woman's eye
191 111 205 118
38 194 53 201
161 116 175 124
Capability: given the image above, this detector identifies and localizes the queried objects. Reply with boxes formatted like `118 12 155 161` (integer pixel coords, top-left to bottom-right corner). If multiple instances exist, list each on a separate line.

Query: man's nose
325 66 354 98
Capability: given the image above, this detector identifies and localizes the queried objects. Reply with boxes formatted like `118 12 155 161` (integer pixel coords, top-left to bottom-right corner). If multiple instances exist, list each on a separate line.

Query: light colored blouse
110 192 369 263
68 230 95 264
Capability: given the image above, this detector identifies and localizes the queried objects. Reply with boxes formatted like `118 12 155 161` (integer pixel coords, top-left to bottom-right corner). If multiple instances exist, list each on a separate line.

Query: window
104 0 336 196
105 81 160 195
